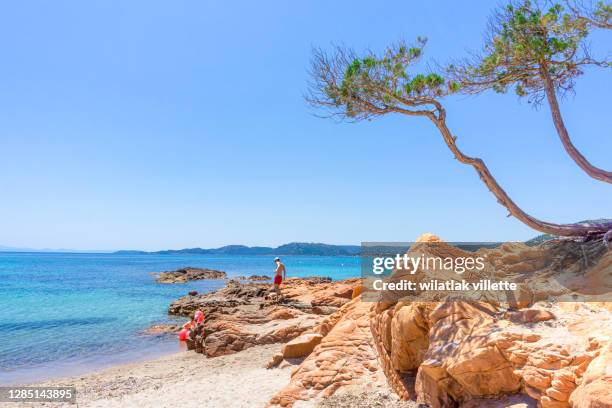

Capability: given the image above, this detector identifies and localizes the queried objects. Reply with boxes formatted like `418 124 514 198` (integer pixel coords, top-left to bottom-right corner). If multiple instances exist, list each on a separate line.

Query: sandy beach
3 344 298 408
2 341 414 408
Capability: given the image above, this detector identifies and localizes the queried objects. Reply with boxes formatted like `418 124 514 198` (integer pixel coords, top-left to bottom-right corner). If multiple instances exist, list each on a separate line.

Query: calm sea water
0 252 360 385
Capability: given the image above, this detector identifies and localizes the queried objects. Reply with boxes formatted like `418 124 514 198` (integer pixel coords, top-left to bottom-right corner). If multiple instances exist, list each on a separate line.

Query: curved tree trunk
425 109 612 238
541 70 612 184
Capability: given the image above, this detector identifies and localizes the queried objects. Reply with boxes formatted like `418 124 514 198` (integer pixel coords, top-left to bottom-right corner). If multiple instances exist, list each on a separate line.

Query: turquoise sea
0 252 360 385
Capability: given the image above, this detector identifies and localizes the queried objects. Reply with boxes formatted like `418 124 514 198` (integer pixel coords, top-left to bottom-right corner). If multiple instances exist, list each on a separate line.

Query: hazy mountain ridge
114 242 362 256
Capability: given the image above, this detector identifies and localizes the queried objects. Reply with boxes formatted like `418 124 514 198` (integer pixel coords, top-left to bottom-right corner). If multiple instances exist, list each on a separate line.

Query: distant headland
114 242 362 256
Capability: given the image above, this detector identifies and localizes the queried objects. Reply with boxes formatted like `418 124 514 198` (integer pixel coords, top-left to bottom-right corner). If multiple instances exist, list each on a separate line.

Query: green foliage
452 0 609 101
448 80 461 92
594 1 612 22
313 1 609 120
320 38 458 119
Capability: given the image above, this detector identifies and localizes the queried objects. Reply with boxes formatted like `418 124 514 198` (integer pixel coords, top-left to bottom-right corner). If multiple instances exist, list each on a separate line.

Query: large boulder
282 333 323 358
269 297 381 407
569 343 612 408
194 305 322 357
367 236 612 408
154 267 227 283
374 299 610 408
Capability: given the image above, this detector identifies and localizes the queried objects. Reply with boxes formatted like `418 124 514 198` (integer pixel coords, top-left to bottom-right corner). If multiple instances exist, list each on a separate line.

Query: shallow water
0 252 360 385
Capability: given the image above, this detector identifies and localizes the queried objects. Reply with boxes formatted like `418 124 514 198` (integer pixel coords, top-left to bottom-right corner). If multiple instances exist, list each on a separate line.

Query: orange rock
266 352 284 369
415 233 442 242
269 298 380 407
281 333 323 358
540 395 569 408
521 366 553 390
365 237 611 408
351 285 363 299
178 278 362 357
505 309 556 323
390 302 430 371
569 344 612 408
545 387 568 402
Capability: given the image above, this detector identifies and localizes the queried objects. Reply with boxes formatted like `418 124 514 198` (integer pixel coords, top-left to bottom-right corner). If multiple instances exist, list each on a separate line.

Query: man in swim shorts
273 257 286 294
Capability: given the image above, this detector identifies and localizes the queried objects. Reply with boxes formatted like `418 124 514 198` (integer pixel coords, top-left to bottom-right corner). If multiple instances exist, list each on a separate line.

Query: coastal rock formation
281 333 323 358
195 305 322 357
568 342 612 408
170 277 362 358
162 235 610 408
169 277 359 317
368 236 612 408
168 295 246 316
281 277 357 308
154 267 227 283
269 297 383 407
237 275 272 281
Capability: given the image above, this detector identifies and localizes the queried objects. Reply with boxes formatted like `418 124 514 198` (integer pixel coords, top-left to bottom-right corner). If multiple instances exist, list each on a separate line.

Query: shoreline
4 344 299 408
0 335 184 387
3 241 609 407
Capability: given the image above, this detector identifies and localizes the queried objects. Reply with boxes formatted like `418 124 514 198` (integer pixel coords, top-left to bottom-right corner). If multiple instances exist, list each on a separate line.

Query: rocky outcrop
193 305 321 357
368 234 612 408
265 235 610 407
154 267 227 283
269 297 383 407
569 342 612 408
161 234 610 408
281 333 323 358
169 277 360 317
168 295 245 316
170 277 362 358
281 277 358 308
237 275 272 281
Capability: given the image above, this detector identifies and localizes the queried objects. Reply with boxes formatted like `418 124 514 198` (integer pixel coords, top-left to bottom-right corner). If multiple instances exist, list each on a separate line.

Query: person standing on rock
273 257 286 294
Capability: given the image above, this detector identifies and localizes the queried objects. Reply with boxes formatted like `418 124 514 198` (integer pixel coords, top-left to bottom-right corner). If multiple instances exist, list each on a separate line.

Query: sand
3 344 301 408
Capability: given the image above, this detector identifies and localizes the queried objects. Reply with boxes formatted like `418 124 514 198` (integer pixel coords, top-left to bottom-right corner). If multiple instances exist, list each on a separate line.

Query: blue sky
0 0 610 251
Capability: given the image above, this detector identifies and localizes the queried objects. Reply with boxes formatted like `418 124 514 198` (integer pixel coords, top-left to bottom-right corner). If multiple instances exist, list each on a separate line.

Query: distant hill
525 219 612 246
114 241 507 256
114 242 362 256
